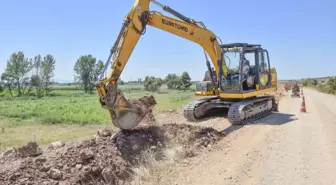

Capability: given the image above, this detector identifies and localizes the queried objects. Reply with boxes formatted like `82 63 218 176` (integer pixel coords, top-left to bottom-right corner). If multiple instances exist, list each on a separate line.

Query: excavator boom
95 0 228 129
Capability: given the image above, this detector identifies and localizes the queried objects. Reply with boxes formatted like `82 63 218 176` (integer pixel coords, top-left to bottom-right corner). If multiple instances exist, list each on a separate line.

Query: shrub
144 76 164 92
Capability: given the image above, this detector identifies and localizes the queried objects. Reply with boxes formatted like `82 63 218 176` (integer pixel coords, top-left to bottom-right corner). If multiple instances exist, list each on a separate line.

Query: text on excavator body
161 19 188 32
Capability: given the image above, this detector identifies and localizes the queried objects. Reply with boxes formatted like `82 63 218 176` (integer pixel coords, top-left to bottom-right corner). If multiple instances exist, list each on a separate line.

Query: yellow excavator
95 0 279 130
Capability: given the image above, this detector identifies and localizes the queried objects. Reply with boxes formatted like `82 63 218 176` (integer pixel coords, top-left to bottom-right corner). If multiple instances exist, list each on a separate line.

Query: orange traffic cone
300 96 306 113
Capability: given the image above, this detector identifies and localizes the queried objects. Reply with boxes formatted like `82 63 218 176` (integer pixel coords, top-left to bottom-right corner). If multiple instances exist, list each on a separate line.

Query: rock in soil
0 148 17 158
17 142 43 158
97 128 112 137
80 149 94 160
48 168 62 180
50 141 65 149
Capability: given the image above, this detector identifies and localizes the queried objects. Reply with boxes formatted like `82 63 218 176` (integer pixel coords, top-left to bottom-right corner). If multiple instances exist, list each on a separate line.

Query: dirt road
161 88 336 185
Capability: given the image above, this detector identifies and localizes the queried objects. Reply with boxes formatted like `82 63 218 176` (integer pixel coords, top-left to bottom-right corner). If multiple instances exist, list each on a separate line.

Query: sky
0 0 335 82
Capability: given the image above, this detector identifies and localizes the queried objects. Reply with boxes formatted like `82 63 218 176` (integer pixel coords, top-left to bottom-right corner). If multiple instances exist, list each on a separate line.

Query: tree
74 55 103 93
302 78 318 87
165 73 180 89
326 77 336 94
32 55 43 97
1 73 14 97
1 51 33 97
30 75 41 88
144 76 164 92
164 72 192 91
93 60 104 82
0 80 4 93
302 79 308 86
40 54 56 95
180 71 192 91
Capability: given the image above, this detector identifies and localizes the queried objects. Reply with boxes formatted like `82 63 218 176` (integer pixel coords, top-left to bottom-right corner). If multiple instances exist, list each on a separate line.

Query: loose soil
0 123 225 185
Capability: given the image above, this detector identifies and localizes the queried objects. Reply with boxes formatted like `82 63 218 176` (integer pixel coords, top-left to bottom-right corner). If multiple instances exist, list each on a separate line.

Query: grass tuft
130 143 189 185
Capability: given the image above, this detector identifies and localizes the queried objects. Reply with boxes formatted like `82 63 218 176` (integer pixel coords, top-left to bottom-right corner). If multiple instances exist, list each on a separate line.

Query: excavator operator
229 57 250 82
242 58 250 79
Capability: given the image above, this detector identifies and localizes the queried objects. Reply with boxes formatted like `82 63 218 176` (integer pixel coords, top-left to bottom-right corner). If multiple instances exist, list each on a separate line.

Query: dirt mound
0 124 225 185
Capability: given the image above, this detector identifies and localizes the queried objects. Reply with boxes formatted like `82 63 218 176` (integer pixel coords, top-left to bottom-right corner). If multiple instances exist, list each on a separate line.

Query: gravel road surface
164 88 336 185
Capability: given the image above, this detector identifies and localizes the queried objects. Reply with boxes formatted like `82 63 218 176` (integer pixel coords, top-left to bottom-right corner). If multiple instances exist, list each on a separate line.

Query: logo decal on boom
161 19 188 32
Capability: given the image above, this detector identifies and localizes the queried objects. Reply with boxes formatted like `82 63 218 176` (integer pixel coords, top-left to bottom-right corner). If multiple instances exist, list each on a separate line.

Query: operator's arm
95 0 228 130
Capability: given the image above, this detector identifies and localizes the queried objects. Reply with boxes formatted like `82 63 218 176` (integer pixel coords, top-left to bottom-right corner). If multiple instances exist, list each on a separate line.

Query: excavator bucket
96 82 156 130
109 94 156 129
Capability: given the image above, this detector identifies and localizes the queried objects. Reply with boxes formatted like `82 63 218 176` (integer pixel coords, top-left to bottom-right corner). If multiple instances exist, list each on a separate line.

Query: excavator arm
95 0 228 130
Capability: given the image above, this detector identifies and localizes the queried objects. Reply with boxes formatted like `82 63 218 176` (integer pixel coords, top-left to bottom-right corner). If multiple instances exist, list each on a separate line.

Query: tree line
302 77 336 94
0 52 104 97
1 52 55 97
0 51 193 97
142 72 192 92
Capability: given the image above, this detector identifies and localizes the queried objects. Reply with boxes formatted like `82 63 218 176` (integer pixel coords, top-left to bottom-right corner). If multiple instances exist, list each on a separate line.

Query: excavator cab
195 43 275 97
220 43 273 93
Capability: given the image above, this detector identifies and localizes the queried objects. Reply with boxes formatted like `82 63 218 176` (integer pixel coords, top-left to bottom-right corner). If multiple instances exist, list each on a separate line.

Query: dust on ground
0 122 225 185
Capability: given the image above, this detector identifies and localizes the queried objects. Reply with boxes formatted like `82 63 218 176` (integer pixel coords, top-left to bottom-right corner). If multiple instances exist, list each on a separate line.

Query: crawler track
183 95 278 125
227 96 278 125
183 96 223 121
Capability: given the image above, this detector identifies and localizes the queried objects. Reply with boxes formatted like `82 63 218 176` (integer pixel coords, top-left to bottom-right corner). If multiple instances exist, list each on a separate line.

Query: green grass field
0 84 197 148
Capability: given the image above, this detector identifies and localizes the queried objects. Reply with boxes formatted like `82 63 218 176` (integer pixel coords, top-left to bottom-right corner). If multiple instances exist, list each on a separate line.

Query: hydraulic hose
151 0 193 24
